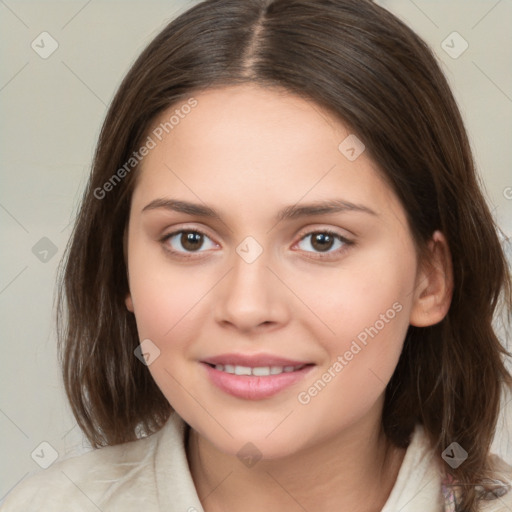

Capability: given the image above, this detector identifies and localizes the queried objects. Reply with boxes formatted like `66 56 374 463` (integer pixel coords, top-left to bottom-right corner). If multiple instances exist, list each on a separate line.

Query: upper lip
202 353 313 367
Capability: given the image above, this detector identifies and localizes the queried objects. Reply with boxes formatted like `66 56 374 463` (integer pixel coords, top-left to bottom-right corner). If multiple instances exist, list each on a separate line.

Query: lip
201 353 311 367
200 355 315 400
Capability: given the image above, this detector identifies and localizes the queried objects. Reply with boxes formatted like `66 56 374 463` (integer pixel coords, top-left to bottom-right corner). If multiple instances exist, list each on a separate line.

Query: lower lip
201 362 315 400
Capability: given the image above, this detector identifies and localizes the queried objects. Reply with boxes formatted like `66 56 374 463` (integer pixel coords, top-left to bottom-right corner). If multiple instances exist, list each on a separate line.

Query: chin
214 433 303 462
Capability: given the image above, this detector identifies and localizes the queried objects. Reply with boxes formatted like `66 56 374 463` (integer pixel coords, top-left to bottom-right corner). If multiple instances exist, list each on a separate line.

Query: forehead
130 84 403 227
146 83 347 165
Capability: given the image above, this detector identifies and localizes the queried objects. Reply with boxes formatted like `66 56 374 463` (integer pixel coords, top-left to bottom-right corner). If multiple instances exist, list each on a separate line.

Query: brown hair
56 0 512 509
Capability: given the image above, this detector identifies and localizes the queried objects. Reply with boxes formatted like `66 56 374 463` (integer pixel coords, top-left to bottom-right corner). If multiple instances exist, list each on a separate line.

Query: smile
201 358 315 400
207 363 308 376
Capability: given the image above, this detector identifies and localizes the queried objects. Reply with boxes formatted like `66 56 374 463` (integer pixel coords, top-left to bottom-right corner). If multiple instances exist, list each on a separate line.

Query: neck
186 409 407 512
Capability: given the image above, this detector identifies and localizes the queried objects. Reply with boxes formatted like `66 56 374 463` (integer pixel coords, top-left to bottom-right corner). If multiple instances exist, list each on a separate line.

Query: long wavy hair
56 0 512 510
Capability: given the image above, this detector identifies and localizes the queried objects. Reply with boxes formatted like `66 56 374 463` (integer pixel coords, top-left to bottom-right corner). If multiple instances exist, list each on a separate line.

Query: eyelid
295 224 353 241
159 226 219 245
160 223 217 242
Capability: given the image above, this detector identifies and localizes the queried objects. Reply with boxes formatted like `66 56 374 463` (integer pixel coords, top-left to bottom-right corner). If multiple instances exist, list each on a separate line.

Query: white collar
155 414 444 511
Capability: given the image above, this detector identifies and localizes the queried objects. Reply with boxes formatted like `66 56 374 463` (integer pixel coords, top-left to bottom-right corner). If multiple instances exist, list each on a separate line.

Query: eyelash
159 228 354 260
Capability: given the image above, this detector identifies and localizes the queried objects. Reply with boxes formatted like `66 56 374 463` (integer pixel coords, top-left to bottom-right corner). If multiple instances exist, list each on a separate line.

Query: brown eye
296 230 352 256
310 233 336 252
161 229 216 255
180 231 204 251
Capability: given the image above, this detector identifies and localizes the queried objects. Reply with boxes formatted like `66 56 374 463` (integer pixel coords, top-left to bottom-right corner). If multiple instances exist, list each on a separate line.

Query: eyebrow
142 198 378 221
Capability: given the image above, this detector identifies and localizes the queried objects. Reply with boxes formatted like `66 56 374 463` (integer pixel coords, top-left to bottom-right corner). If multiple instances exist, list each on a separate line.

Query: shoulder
0 424 167 511
475 453 512 512
442 453 512 512
398 425 512 512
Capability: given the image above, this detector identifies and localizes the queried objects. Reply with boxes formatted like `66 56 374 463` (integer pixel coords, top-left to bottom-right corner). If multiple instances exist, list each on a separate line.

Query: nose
214 249 290 334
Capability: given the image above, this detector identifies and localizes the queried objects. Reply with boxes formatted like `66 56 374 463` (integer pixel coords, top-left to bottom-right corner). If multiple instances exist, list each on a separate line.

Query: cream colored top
1 412 511 511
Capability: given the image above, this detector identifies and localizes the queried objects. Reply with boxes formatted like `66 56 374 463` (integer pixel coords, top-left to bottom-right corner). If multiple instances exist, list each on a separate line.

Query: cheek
297 242 414 352
294 280 410 438
127 237 213 341
126 241 218 402
294 239 415 403
127 249 208 411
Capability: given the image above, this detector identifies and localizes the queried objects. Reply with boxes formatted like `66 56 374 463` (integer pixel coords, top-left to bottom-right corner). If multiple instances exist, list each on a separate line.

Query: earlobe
125 294 134 313
409 230 453 327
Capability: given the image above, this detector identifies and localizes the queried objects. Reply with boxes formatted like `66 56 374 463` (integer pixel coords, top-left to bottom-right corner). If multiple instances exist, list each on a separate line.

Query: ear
409 230 453 327
125 293 134 313
123 223 134 312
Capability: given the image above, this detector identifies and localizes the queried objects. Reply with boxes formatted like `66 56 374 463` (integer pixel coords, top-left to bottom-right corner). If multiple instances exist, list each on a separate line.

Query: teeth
252 367 270 376
212 364 305 376
234 365 252 376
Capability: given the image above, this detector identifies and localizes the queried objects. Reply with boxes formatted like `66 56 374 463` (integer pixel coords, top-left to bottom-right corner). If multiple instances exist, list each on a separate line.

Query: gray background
1 0 511 502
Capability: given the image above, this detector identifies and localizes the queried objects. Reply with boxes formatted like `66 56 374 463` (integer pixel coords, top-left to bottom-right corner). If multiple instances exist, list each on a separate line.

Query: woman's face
125 83 425 458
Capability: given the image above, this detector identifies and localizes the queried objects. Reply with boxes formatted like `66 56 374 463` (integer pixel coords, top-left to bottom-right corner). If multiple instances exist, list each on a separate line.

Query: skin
124 83 453 512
